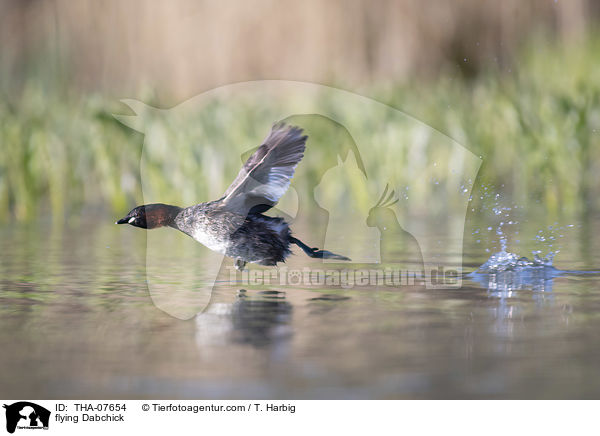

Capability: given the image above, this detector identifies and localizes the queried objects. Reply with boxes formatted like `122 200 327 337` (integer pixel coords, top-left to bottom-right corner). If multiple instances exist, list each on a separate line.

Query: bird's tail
289 236 351 261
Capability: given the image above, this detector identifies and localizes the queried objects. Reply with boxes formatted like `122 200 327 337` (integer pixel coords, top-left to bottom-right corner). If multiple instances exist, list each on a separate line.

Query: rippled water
2 215 600 399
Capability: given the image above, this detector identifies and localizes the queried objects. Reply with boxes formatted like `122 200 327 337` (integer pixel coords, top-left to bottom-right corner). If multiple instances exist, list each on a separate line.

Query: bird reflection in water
195 289 293 350
231 290 293 347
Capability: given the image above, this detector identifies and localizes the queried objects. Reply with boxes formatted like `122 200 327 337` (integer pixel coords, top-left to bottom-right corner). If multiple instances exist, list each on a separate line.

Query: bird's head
116 203 180 229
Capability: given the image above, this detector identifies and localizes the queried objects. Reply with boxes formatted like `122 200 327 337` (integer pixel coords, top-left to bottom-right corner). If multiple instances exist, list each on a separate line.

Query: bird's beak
116 216 130 225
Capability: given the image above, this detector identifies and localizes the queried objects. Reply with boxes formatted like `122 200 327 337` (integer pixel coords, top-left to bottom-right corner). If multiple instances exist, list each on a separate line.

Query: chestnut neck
144 203 182 229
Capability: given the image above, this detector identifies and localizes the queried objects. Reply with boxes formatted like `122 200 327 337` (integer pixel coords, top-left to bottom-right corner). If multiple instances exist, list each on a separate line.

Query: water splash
471 184 521 254
469 249 561 294
467 185 590 295
469 183 560 292
477 249 555 273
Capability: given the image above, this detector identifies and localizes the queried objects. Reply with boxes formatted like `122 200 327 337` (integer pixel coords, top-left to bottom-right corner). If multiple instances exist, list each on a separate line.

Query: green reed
0 37 598 222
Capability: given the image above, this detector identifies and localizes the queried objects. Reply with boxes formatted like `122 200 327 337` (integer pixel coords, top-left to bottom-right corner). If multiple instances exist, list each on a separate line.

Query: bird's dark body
228 214 292 265
173 203 291 266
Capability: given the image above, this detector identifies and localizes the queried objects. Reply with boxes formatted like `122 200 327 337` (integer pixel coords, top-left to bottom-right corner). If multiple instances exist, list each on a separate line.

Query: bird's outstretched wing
220 123 307 214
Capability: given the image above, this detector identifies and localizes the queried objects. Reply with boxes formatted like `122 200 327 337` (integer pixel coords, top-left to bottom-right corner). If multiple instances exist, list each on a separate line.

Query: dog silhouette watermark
115 80 481 319
3 402 50 434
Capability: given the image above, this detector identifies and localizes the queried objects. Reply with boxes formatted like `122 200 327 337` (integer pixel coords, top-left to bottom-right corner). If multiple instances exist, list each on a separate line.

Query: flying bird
117 123 350 270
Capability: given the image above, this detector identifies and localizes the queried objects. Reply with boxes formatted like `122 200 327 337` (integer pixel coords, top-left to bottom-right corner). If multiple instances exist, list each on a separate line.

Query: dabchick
117 123 350 270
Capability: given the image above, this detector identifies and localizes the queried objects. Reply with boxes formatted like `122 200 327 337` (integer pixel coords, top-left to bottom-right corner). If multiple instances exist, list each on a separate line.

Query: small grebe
116 123 350 270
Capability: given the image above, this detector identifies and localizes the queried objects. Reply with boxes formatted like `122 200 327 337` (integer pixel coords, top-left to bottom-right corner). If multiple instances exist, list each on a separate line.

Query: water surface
1 216 600 399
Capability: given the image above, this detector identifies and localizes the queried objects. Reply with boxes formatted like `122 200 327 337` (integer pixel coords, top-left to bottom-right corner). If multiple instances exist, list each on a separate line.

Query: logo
115 80 482 319
3 402 50 434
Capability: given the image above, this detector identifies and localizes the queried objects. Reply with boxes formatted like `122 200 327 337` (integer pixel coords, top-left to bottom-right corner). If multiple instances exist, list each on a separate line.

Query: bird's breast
191 228 230 254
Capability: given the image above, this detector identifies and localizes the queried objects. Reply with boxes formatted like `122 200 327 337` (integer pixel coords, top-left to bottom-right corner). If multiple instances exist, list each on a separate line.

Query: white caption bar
1 400 596 435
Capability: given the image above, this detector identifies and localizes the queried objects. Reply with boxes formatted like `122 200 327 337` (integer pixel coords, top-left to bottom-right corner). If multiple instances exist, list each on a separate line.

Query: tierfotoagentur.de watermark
227 266 459 289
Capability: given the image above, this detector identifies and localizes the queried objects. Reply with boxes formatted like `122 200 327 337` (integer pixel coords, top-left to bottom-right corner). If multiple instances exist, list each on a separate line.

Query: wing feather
220 123 307 213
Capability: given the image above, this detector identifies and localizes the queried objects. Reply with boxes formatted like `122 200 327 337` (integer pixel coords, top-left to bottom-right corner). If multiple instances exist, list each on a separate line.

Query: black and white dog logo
3 402 50 434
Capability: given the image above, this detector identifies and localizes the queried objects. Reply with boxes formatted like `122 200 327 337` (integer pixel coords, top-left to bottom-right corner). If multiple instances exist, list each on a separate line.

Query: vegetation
1 37 598 221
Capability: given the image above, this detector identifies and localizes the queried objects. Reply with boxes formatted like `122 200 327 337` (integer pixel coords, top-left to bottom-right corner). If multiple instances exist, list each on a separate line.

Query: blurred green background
1 0 599 222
